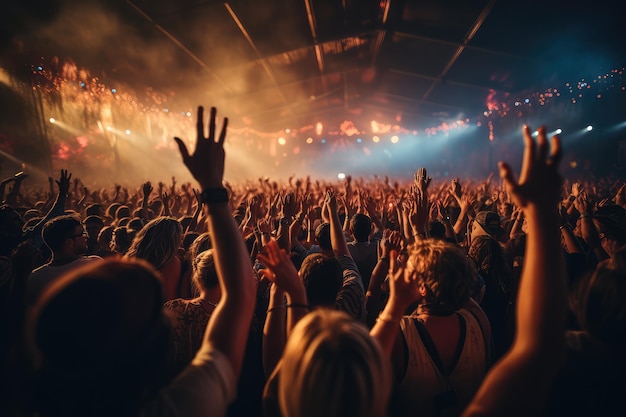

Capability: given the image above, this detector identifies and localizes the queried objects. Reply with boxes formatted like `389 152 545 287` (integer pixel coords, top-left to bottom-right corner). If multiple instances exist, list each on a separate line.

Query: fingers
209 107 217 141
549 135 562 167
196 106 204 139
218 117 228 145
537 126 549 161
498 161 518 194
174 137 190 163
519 125 536 183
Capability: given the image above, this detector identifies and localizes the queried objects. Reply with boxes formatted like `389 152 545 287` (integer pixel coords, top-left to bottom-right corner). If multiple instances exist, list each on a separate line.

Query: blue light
37 66 43 71
524 98 530 104
111 88 117 93
321 139 326 144
80 82 86 87
356 138 362 143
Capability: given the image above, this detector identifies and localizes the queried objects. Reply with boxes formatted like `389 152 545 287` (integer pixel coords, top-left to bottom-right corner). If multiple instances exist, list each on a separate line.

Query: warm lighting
372 136 380 143
337 173 346 180
390 135 399 144
106 126 112 131
306 137 313 144
285 128 291 133
569 161 578 168
49 118 56 123
278 137 286 146
316 123 323 135
125 130 131 135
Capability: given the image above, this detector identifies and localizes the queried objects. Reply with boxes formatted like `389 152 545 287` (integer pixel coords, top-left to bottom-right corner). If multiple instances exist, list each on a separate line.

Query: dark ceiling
2 0 625 133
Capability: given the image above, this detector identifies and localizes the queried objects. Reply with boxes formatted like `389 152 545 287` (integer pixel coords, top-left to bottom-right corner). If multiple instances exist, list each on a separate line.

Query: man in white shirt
28 214 102 302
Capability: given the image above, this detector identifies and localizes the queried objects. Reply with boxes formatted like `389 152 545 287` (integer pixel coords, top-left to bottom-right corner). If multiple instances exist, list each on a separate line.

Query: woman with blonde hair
126 216 183 301
279 309 391 417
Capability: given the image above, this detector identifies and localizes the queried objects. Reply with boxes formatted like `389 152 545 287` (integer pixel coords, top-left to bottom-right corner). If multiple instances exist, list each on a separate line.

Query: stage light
278 137 286 146
316 123 323 135
49 118 56 123
321 139 326 144
532 131 539 137
356 138 362 143
555 128 562 134
306 137 313 144
125 130 131 135
570 161 578 168
337 173 346 180
285 128 291 134
106 126 112 131
111 88 116 93
186 112 192 117
372 136 380 143
586 125 593 131
390 135 399 144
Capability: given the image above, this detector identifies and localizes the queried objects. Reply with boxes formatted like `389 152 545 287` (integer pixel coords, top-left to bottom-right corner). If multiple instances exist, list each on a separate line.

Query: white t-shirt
140 344 236 417
28 256 103 302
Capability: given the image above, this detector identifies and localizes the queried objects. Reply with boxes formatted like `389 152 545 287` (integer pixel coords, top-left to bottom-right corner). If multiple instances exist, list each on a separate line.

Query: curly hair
125 217 182 270
406 239 477 310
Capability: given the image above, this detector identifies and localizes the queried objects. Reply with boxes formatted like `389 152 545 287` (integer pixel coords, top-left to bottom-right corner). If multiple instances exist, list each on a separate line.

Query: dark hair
31 258 169 416
111 227 132 254
85 204 103 217
115 206 131 221
84 215 104 227
300 254 343 307
42 215 83 252
315 223 331 251
428 220 446 240
350 214 372 242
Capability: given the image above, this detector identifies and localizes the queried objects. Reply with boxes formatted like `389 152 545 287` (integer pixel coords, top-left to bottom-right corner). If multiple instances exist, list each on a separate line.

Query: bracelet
376 313 402 324
201 187 229 205
286 303 311 311
579 213 591 220
266 306 285 314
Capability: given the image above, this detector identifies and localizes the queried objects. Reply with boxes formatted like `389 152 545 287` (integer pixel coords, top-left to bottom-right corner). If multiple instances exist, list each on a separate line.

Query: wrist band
201 187 229 205
579 213 591 220
286 303 311 311
267 306 285 314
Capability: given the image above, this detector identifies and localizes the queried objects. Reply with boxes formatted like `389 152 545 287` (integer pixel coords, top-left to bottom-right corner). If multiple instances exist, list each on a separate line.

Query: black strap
412 314 466 377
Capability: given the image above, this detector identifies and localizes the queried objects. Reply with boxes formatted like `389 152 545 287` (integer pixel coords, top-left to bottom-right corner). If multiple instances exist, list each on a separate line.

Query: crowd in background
1 107 625 417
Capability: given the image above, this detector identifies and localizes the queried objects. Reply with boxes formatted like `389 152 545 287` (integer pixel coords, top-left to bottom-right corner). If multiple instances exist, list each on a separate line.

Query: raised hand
499 125 562 209
55 169 72 195
414 167 432 193
142 181 153 198
174 106 228 189
257 240 304 296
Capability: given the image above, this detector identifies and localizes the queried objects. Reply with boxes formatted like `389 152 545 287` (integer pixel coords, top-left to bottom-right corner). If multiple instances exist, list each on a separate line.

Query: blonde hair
407 238 477 309
279 309 390 417
125 217 182 270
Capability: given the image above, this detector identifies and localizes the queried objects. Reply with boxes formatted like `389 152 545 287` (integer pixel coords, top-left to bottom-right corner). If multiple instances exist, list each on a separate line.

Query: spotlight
111 88 117 93
356 138 362 143
390 135 399 144
372 136 380 143
278 137 286 146
321 139 326 144
337 173 346 180
106 126 112 131
585 125 593 132
306 137 313 144
555 128 562 134
285 128 291 134
125 130 131 135
49 118 56 124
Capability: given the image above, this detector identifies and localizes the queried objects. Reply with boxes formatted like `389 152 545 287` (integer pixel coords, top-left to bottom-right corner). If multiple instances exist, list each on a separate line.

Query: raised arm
463 125 566 416
174 106 256 378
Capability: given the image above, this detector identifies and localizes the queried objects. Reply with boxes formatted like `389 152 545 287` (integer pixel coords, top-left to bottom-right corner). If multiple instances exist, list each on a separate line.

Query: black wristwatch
201 187 229 205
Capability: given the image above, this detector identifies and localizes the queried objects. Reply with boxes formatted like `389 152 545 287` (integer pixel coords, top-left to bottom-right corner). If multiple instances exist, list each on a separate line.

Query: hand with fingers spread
257 240 306 300
174 106 228 189
414 167 432 194
55 169 72 195
498 125 563 210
